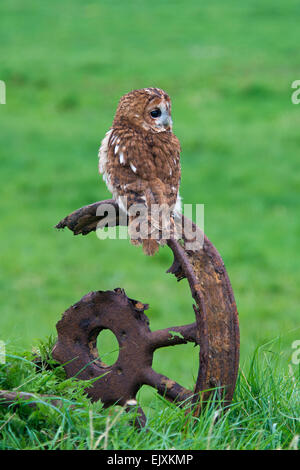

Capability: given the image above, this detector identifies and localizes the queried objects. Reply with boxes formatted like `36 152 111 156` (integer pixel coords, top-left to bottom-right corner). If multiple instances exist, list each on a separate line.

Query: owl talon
130 238 142 246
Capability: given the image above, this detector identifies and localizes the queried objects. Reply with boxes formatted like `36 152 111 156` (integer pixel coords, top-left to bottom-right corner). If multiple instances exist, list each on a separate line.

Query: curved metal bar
167 238 209 410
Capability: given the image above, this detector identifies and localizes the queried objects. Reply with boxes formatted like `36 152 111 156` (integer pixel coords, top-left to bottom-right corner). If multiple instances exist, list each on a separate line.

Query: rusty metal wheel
53 200 240 427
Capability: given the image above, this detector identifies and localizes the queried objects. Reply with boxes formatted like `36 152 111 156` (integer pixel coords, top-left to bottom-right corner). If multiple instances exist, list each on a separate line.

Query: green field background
0 1 299 396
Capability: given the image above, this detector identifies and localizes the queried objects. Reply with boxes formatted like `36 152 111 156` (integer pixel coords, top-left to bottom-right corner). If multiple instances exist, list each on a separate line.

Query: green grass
0 0 299 449
0 338 298 450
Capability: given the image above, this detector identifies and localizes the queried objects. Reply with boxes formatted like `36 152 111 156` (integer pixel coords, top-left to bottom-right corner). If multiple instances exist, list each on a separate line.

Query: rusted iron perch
53 199 240 427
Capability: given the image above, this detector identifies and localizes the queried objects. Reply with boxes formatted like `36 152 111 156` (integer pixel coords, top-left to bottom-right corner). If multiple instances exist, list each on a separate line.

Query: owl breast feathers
98 87 182 255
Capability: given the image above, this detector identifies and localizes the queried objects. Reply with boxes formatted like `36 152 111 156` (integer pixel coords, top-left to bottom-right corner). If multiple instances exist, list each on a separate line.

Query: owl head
113 87 173 133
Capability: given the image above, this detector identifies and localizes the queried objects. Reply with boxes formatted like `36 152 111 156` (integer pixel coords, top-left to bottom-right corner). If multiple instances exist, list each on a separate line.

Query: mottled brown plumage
98 88 181 255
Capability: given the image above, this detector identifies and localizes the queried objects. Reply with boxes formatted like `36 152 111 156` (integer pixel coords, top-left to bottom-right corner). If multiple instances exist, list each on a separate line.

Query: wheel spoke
148 323 198 350
143 368 193 404
125 401 147 429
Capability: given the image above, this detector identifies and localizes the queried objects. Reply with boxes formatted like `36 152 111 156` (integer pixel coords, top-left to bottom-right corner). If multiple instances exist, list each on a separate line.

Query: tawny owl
98 87 181 255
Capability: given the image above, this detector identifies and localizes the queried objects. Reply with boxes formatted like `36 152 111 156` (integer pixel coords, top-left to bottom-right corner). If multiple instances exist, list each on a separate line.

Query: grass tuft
0 338 298 450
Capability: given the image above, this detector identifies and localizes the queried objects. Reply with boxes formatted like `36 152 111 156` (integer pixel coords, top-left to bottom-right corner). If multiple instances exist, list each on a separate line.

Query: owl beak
163 116 172 131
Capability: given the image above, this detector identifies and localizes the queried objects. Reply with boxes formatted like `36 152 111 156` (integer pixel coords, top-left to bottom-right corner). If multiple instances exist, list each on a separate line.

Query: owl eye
150 108 161 118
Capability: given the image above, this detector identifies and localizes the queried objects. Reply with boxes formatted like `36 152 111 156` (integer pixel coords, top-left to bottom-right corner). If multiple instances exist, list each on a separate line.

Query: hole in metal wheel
96 329 119 366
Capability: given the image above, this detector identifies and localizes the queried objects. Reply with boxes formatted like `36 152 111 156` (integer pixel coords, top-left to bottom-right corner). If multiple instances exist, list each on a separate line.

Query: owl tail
129 232 159 256
142 239 159 256
128 212 162 256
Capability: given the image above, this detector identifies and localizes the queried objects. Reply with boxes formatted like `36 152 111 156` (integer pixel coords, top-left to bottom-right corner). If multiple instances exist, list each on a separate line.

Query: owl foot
130 237 142 247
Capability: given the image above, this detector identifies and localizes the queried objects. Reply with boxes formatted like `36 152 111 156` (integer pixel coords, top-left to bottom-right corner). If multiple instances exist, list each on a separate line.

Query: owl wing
101 127 181 212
